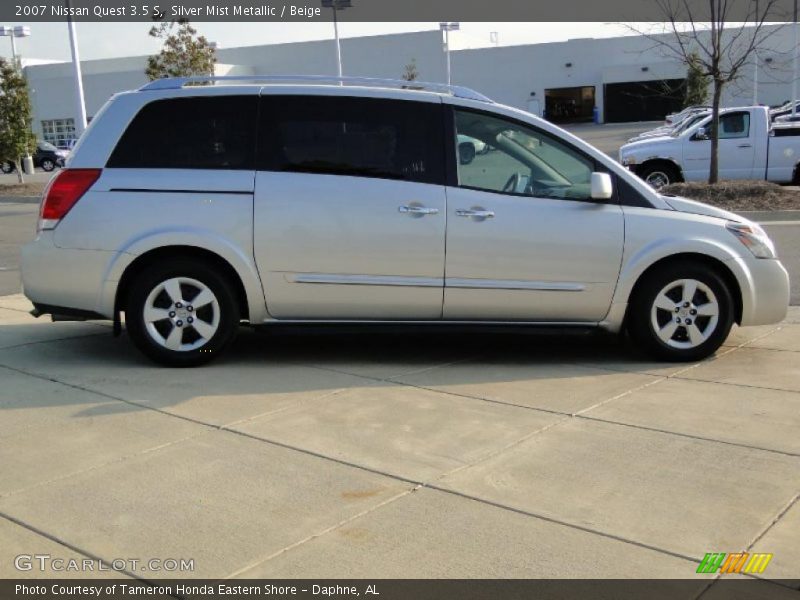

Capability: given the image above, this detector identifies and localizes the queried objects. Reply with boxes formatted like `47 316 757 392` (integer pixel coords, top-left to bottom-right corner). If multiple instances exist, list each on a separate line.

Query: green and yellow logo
697 552 773 574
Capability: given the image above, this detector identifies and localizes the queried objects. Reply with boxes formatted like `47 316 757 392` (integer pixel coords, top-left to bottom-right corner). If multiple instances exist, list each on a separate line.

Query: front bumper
727 256 790 326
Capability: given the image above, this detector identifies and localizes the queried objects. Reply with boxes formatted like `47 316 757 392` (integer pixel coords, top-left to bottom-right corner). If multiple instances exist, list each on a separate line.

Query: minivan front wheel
41 159 56 172
628 264 734 361
127 261 239 366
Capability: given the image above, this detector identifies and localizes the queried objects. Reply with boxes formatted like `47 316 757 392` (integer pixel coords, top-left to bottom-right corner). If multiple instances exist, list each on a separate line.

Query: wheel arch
636 158 684 184
115 246 250 322
624 253 743 327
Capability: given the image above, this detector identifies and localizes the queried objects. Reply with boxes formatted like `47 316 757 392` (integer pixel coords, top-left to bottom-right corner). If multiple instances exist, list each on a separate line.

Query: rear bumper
21 232 118 319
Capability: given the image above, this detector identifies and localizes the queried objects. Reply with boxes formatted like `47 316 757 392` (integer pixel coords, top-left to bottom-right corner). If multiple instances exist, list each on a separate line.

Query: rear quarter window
106 96 258 170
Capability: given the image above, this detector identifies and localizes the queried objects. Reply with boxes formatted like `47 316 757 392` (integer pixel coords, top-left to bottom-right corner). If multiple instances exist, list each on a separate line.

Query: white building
23 26 798 146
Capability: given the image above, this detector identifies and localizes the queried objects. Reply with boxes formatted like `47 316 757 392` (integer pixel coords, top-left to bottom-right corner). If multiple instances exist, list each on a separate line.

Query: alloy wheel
650 278 719 349
143 277 220 352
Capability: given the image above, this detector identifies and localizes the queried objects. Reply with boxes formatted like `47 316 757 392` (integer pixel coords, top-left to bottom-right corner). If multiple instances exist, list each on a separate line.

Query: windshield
38 141 58 151
672 113 709 136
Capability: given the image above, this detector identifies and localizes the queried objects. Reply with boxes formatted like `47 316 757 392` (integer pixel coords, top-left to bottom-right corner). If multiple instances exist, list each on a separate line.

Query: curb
739 210 800 223
0 195 40 205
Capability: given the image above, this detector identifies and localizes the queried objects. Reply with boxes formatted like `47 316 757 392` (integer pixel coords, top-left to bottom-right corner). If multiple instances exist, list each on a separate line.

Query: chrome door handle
399 205 439 215
456 208 495 219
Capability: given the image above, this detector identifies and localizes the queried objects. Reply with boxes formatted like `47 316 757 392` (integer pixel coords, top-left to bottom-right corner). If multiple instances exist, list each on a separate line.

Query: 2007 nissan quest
21 75 790 367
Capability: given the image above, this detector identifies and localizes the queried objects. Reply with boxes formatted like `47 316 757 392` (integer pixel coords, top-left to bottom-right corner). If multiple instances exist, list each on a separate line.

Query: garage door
604 79 686 123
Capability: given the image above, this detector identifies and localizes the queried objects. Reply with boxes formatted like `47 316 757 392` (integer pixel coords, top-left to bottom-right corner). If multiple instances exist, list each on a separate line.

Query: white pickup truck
619 106 800 188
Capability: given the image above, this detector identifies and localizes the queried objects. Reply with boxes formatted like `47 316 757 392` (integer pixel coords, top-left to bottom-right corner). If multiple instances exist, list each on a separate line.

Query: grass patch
662 180 800 211
0 182 46 197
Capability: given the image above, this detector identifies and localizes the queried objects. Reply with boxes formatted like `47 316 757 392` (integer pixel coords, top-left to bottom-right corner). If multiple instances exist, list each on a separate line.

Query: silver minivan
21 76 790 366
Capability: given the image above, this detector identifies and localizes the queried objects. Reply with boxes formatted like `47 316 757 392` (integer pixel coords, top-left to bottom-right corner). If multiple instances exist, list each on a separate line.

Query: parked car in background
770 100 800 122
57 138 79 151
21 75 789 367
664 105 710 126
1 141 68 173
627 110 711 143
620 106 800 188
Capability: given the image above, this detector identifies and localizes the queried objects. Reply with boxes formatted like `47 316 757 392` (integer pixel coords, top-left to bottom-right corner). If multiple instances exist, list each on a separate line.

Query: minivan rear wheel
126 261 239 366
628 263 734 361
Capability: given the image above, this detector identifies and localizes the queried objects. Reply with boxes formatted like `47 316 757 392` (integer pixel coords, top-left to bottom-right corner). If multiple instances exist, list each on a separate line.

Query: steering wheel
503 172 522 194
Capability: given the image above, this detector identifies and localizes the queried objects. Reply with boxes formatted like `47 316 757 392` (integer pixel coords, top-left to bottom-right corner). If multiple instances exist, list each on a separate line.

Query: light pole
0 25 31 68
753 54 758 104
322 0 351 79
792 0 798 118
753 0 759 105
66 0 87 135
440 22 460 86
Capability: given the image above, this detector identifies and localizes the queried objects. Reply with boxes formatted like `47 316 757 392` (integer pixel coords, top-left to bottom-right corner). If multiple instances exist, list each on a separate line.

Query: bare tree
631 1 787 183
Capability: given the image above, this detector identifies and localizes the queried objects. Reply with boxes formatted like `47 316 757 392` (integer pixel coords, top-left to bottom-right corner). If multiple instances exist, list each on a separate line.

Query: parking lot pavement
563 121 663 157
0 294 798 583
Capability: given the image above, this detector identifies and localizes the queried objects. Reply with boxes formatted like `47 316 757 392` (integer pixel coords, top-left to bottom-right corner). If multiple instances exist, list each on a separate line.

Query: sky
0 22 639 63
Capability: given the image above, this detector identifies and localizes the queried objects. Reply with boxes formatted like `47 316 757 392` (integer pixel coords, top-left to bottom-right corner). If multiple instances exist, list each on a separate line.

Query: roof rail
138 74 493 103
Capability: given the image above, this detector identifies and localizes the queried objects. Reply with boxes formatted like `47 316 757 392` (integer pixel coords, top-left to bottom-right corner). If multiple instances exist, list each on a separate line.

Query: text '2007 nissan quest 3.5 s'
21 75 790 367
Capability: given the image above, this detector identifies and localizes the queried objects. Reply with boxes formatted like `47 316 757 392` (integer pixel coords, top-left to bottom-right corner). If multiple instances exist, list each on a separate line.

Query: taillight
39 168 101 231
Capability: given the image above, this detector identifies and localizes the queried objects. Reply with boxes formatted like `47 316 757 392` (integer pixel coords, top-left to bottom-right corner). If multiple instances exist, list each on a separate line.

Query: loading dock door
603 79 686 123
544 86 595 123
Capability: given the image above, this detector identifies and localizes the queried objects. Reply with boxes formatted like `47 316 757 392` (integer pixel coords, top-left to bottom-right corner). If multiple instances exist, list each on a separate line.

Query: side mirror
590 172 613 201
458 141 476 165
692 127 709 141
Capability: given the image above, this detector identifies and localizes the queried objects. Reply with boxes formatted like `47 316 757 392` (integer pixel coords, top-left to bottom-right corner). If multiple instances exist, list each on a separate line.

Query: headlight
620 155 636 166
726 222 776 259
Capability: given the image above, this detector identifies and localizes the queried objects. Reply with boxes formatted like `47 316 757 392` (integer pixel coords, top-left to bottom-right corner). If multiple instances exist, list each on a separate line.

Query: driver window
719 113 750 139
454 109 594 200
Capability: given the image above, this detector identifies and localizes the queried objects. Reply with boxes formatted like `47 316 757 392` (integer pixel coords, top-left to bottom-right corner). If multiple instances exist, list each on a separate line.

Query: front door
683 111 756 180
253 93 447 320
444 106 624 321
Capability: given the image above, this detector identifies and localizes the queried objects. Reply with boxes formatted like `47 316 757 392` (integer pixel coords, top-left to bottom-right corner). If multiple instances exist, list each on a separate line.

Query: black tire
41 159 55 172
458 142 476 165
638 162 679 190
0 162 13 174
126 260 239 367
627 262 734 362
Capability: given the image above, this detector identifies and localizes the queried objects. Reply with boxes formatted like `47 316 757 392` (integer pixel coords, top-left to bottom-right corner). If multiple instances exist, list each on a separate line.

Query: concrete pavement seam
0 510 145 582
224 487 421 579
423 484 703 566
669 376 800 396
572 415 800 458
697 493 800 595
